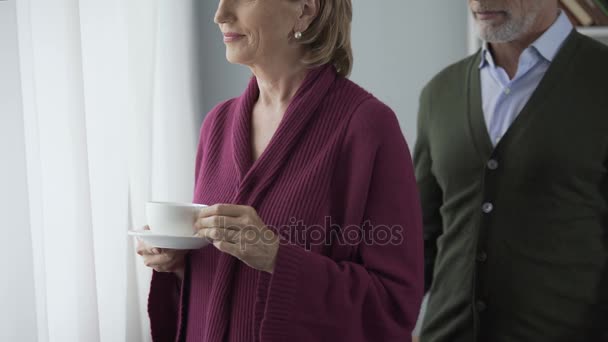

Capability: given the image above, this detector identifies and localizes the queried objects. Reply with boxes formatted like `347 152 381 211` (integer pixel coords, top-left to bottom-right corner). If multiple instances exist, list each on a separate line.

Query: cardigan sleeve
258 98 425 341
148 271 185 341
412 84 444 293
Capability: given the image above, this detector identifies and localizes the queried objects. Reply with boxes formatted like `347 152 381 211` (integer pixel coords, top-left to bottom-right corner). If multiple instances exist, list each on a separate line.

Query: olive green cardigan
415 31 608 342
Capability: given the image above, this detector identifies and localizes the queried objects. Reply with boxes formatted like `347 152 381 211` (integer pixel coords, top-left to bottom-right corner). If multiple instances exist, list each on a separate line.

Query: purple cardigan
148 65 424 342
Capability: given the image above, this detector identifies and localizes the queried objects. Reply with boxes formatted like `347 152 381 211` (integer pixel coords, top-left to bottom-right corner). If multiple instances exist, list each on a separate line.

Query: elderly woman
137 0 423 341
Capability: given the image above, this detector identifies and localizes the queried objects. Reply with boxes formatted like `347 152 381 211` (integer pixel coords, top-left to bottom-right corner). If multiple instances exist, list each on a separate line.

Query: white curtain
12 0 203 341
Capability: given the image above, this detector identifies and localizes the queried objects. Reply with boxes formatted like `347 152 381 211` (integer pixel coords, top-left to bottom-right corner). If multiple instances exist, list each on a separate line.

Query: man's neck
489 11 559 79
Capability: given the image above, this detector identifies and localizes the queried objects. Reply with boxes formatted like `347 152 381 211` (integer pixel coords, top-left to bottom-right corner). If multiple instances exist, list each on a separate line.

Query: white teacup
145 201 207 236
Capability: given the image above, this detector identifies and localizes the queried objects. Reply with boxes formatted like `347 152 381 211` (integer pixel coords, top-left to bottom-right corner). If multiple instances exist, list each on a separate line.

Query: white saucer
128 230 210 250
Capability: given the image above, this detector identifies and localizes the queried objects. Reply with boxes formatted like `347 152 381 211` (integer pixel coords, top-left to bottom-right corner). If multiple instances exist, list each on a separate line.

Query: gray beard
476 8 540 43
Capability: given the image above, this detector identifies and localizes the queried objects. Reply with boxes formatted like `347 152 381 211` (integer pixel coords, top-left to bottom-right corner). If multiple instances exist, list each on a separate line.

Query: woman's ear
295 0 320 33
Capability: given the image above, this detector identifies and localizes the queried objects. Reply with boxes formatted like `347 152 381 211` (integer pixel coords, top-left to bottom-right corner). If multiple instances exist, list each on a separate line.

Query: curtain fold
14 0 203 341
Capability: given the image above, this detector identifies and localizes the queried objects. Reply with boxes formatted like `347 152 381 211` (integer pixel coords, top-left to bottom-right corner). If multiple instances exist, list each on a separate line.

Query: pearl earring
294 31 302 40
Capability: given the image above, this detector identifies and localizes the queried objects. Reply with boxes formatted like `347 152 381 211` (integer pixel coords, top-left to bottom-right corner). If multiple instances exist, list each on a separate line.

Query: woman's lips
223 33 245 43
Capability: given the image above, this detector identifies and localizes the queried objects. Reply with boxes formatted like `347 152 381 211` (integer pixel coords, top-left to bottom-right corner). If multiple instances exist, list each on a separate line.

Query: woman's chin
225 52 249 66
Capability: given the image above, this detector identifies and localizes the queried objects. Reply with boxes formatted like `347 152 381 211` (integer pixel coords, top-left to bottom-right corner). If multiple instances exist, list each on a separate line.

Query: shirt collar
479 10 573 69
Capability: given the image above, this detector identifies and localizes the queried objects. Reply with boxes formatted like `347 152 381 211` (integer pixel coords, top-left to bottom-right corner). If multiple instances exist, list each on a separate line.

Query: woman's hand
195 204 279 273
136 226 187 281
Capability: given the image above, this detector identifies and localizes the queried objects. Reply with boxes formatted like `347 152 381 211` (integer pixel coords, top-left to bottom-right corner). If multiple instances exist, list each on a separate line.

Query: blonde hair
297 0 353 77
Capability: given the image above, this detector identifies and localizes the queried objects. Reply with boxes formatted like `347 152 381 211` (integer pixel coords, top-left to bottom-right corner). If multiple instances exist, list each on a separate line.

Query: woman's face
214 0 303 66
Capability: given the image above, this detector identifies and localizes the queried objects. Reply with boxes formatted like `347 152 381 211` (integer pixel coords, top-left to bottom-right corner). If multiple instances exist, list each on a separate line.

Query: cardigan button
476 300 487 312
487 159 499 170
482 202 494 214
476 252 488 262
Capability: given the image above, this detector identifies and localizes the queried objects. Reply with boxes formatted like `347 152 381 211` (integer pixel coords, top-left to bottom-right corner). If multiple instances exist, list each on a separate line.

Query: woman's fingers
136 240 162 256
197 204 249 219
194 215 242 231
193 205 278 273
213 240 242 258
138 247 162 256
197 227 240 242
136 225 156 255
142 249 184 271
143 253 172 268
135 224 186 273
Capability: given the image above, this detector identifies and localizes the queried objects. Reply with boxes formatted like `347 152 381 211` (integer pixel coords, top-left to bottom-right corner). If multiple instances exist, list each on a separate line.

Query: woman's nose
214 0 234 25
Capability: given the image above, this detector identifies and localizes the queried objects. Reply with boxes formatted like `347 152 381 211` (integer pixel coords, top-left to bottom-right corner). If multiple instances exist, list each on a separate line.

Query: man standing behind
415 0 608 341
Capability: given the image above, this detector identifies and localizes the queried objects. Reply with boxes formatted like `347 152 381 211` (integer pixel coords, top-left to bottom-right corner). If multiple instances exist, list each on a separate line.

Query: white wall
0 1 38 341
350 1 468 145
197 0 468 147
196 1 251 115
